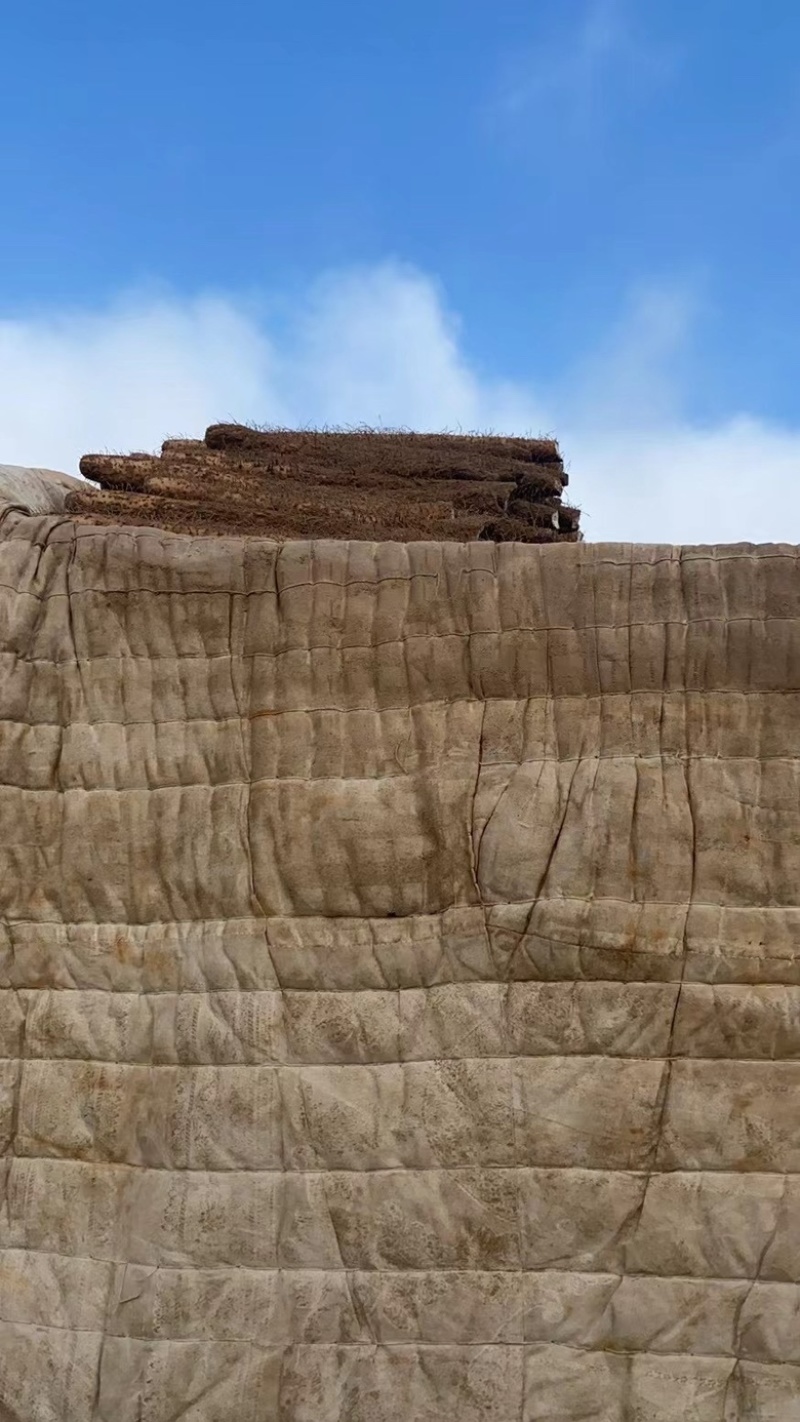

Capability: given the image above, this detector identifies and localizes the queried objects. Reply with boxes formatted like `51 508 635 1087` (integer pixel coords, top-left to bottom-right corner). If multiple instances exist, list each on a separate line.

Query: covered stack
67 425 581 541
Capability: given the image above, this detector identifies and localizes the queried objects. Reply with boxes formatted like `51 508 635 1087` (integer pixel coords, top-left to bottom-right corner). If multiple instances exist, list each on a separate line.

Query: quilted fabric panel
1 505 800 1419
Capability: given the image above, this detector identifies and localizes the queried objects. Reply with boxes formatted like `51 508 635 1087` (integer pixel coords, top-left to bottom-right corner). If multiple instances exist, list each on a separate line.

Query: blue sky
2 0 800 540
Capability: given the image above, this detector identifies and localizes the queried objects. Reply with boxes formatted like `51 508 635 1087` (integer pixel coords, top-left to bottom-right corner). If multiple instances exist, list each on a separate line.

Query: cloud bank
1 262 798 544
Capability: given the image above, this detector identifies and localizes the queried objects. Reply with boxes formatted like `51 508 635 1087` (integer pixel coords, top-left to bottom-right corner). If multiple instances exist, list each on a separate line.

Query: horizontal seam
2 573 800 623
0 1252 794 1287
10 748 800 796
6 899 800 923
8 749 800 795
5 1157 800 1175
1 984 796 995
4 1054 800 1068
2 1160 789 1181
0 983 782 996
0 1325 779 1359
4 615 800 666
8 895 800 918
3 686 800 729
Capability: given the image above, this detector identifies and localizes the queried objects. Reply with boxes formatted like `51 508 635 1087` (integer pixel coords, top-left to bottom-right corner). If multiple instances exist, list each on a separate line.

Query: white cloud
507 0 628 109
280 264 550 435
1 261 799 546
554 281 800 543
567 419 800 545
495 0 674 140
0 292 284 467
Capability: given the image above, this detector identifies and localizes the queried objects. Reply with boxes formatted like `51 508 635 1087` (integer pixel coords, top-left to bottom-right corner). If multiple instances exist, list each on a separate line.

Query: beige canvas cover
1 481 799 1419
0 464 83 515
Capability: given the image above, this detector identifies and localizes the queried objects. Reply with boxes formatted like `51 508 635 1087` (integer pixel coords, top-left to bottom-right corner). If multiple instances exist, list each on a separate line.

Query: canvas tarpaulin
0 464 83 516
1 482 800 1419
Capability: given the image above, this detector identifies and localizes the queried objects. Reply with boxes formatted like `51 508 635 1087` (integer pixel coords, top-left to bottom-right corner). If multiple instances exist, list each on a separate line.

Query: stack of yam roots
67 426 582 542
